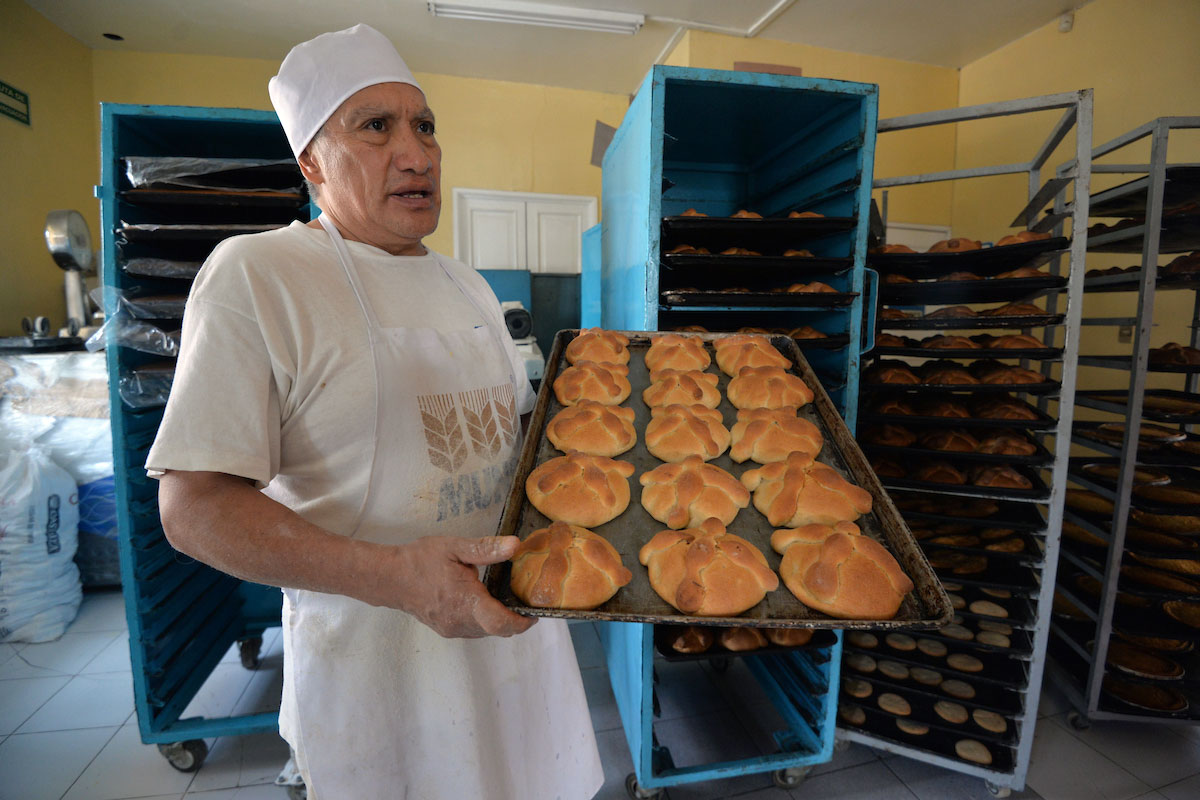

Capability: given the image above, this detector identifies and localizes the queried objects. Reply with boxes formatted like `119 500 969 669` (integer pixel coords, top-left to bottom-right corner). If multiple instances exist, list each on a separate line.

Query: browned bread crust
565 328 630 365
645 334 712 373
729 408 824 464
526 452 635 526
727 365 814 409
866 424 916 448
925 305 978 319
928 238 982 253
670 626 714 653
645 404 731 462
643 369 722 409
546 401 637 457
916 461 967 484
553 361 632 406
918 429 979 453
719 627 768 651
995 230 1051 246
971 465 1032 489
742 451 873 527
640 455 751 529
713 334 790 376
765 627 815 646
510 521 632 609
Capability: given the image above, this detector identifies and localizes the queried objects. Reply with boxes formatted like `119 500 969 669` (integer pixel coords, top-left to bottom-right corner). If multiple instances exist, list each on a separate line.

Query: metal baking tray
928 559 1041 595
484 329 953 630
862 380 1062 396
1088 167 1200 218
1071 422 1200 467
859 403 1058 432
795 334 851 351
880 275 1069 306
660 289 857 307
868 237 1069 278
845 641 1027 693
1079 354 1200 373
1076 389 1200 424
892 494 1047 532
880 466 1050 502
662 253 852 275
911 528 1044 565
920 620 1036 658
845 675 1020 746
841 704 1017 773
652 625 838 662
116 222 286 242
1083 270 1200 293
661 215 856 251
1087 214 1200 254
120 188 306 208
870 343 1062 361
878 312 1065 331
863 434 1052 467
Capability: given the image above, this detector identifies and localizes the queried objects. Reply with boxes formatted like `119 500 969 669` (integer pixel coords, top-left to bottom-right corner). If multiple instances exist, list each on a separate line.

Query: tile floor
2 590 1199 800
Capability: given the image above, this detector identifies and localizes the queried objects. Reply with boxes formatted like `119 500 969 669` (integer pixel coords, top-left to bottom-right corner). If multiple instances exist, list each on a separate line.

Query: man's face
301 82 441 256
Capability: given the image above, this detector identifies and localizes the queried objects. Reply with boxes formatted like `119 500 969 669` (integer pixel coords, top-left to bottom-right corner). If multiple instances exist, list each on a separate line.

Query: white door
454 189 597 273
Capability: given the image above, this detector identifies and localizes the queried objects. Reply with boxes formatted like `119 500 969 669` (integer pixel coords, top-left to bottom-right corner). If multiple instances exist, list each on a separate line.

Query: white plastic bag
0 444 82 642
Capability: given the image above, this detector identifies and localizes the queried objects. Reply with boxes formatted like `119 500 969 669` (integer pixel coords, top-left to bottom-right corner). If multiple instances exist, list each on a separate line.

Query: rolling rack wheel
986 781 1012 798
157 739 208 772
238 636 263 670
772 765 812 789
1067 711 1091 731
625 773 665 799
286 785 308 800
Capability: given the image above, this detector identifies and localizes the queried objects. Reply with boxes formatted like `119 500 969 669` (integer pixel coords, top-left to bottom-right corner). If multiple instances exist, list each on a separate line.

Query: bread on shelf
925 305 978 319
976 431 1036 456
918 429 979 453
995 230 1051 246
971 465 1032 489
719 627 768 651
866 424 917 448
928 238 982 253
915 461 967 485
670 626 713 654
987 334 1045 349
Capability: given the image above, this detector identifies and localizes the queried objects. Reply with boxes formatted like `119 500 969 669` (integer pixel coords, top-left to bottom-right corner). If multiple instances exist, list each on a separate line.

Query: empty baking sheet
121 188 306 208
868 237 1069 279
117 222 286 242
881 275 1068 306
484 330 952 630
862 380 1062 396
878 313 1065 331
660 289 857 307
661 215 856 252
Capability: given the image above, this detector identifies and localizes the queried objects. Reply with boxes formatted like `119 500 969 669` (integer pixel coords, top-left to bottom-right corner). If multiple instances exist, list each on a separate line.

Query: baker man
147 24 604 800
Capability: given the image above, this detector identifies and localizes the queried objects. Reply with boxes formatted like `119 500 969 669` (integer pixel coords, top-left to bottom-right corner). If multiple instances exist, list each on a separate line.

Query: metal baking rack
98 105 308 774
848 91 1093 797
596 66 881 797
1032 116 1200 729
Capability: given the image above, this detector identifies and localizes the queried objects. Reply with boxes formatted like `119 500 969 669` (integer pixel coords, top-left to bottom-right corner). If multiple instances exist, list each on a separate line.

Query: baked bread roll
874 398 915 416
731 209 762 219
640 455 750 529
976 431 1036 456
1150 342 1200 365
788 210 824 218
922 367 979 385
765 628 814 646
987 334 1044 349
995 266 1048 279
995 230 1051 246
639 517 779 615
642 369 721 409
666 244 709 255
510 521 632 609
876 333 910 348
880 307 913 319
553 361 632 406
975 365 1045 385
918 429 979 453
784 281 838 293
866 424 916 447
729 408 823 464
680 208 707 217
973 399 1038 420
867 362 920 385
788 325 827 339
783 248 814 258
1165 251 1200 274
720 247 761 256
884 273 915 284
546 401 637 457
972 465 1032 489
645 404 731 462
771 521 913 619
915 461 966 484
675 325 709 333
713 335 790 377
869 457 906 478
946 271 982 281
925 305 977 319
526 452 635 526
742 451 873 527
727 365 814 409
928 238 982 253
565 328 630 365
670 626 713 654
719 627 768 651
983 302 1044 317
644 334 711 373
881 243 916 254
922 335 979 350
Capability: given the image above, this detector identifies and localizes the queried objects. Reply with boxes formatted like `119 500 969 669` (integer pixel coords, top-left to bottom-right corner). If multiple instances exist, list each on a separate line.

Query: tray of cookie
842 644 1026 710
878 302 1065 330
868 234 1068 277
921 595 1037 657
485 328 952 630
840 700 1016 773
879 269 1068 307
862 425 1053 468
653 624 838 661
870 332 1061 361
862 359 1061 395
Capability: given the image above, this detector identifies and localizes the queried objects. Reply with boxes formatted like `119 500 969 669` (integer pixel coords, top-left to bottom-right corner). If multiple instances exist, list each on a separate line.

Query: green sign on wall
0 80 30 126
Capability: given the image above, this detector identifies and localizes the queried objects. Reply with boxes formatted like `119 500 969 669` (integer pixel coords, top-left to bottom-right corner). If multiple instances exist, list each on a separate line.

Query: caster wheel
158 739 208 772
1067 711 1090 731
239 637 263 670
772 765 811 789
710 657 730 674
625 772 664 800
286 786 308 800
986 781 1012 798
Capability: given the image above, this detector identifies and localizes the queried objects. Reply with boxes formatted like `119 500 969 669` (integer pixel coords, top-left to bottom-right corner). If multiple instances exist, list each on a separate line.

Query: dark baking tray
880 275 1068 306
868 237 1069 278
484 330 953 629
1071 422 1200 467
845 676 1020 746
913 529 1045 566
652 625 837 662
871 345 1062 361
1083 270 1200 293
844 647 1025 712
878 313 1065 331
1076 389 1200 424
893 495 1047 532
922 621 1036 658
929 559 1041 595
660 290 857 307
661 253 852 274
1079 354 1200 374
120 188 306 208
863 435 1053 467
1088 214 1200 254
841 704 1016 773
117 222 286 242
660 215 856 250
859 404 1058 432
880 467 1050 502
1089 167 1200 218
861 380 1061 396
795 334 850 351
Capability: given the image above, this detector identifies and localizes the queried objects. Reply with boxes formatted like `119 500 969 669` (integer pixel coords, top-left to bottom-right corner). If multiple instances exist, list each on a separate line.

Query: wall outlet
1118 325 1133 343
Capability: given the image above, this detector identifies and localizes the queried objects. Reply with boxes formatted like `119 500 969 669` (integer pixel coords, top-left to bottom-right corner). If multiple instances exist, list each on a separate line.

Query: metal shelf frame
1046 116 1200 727
853 90 1094 795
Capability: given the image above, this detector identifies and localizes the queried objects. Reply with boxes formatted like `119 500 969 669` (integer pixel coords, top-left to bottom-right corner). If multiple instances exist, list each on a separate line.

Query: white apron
279 216 604 800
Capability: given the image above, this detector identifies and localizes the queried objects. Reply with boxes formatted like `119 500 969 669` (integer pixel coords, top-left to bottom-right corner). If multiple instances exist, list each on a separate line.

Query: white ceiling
27 0 1086 95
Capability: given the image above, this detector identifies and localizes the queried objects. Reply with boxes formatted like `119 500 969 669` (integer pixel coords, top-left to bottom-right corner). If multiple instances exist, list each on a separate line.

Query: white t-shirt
146 220 536 538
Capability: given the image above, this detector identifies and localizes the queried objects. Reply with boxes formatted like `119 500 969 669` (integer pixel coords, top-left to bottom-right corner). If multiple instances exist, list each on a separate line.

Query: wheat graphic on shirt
418 393 467 473
460 387 502 459
490 384 518 446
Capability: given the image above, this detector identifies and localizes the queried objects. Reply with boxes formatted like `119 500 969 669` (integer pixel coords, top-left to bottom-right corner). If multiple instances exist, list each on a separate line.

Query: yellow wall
679 31 961 228
954 0 1200 404
0 0 96 336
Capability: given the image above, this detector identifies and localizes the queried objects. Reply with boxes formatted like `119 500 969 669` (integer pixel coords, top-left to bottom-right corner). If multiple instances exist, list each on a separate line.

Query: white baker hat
268 24 423 160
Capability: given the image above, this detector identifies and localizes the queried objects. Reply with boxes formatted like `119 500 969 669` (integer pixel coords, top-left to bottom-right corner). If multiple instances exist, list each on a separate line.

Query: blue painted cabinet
596 66 879 792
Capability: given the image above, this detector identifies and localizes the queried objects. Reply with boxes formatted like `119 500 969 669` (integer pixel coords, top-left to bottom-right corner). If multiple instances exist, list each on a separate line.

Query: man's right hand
376 535 537 639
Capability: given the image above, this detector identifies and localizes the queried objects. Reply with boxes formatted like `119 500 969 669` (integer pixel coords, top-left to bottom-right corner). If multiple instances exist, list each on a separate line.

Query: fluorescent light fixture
428 0 644 35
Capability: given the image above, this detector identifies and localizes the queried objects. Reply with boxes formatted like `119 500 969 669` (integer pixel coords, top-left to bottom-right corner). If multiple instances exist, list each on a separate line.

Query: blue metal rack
97 104 305 771
596 66 879 795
